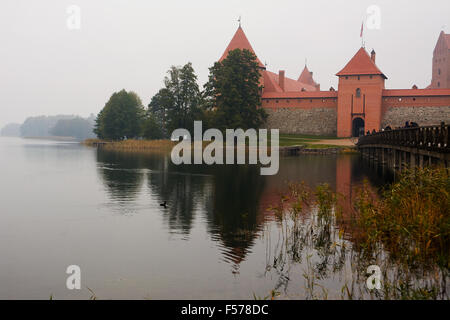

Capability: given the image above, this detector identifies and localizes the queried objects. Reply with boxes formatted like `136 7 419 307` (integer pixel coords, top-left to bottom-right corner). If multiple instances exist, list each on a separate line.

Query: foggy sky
1 0 449 128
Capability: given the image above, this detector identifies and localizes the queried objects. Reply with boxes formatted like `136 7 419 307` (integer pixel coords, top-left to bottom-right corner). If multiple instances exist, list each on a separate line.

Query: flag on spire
360 21 364 38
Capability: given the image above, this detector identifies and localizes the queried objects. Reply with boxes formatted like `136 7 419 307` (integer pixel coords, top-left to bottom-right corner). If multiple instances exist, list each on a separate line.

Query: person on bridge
410 121 419 127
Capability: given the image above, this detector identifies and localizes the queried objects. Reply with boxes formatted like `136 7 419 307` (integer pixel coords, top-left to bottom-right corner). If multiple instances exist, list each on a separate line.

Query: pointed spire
219 25 265 68
336 47 386 79
298 65 317 86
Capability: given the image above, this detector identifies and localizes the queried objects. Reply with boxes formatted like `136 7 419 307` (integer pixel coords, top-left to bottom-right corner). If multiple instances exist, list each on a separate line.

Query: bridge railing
357 123 449 152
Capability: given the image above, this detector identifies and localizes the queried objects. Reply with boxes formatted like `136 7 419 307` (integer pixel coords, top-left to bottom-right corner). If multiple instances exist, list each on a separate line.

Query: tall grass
262 167 449 300
353 167 450 269
83 139 175 153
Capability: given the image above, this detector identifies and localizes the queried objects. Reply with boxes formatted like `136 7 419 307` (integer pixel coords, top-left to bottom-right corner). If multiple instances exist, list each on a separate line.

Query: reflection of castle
220 27 450 137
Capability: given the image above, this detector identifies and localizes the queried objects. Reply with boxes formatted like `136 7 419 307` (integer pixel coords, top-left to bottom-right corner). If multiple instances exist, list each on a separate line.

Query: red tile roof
219 26 265 68
383 88 450 97
262 91 338 99
297 65 318 86
264 70 317 93
336 47 386 78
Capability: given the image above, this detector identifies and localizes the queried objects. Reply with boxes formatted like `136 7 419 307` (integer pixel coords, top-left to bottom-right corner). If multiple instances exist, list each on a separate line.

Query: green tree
50 117 95 140
147 87 174 138
147 63 202 136
204 49 267 131
142 114 164 140
95 90 144 140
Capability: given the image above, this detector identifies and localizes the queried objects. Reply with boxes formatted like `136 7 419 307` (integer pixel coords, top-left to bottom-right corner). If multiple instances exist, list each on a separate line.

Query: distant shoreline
0 136 80 142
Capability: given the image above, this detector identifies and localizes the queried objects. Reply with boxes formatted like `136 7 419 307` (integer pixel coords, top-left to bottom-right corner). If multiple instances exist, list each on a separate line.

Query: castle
219 26 450 137
427 31 450 89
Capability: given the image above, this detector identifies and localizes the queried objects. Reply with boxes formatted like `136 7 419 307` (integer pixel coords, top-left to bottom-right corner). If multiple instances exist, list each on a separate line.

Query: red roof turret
219 26 265 68
336 47 387 79
298 65 319 86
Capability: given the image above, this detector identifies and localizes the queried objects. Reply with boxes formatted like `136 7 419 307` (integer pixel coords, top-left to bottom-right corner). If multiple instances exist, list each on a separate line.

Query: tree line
94 49 268 140
1 114 96 140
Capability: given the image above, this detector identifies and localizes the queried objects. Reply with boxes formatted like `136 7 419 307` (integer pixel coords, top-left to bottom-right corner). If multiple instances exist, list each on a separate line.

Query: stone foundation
264 106 450 136
265 107 337 135
381 106 450 128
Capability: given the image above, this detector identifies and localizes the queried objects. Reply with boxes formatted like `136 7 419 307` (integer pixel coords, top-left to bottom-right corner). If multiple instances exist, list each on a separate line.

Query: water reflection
3 138 442 299
95 150 392 275
205 164 266 271
96 151 145 201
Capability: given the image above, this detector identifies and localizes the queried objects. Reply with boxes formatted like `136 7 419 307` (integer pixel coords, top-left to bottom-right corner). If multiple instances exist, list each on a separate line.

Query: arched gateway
352 117 365 137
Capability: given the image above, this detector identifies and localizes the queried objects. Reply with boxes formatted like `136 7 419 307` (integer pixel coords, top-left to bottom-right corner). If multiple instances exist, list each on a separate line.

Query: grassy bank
279 133 355 149
83 139 175 153
84 133 357 154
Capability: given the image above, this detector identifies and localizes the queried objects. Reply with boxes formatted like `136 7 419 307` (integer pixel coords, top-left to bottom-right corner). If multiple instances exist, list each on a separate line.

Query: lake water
2 137 442 299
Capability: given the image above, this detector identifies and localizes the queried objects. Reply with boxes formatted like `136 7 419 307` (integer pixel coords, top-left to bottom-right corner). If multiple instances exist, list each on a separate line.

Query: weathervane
238 16 241 27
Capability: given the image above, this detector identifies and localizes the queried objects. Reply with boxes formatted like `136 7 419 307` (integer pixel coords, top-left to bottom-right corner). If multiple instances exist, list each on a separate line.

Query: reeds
262 167 449 300
354 167 450 269
83 139 175 153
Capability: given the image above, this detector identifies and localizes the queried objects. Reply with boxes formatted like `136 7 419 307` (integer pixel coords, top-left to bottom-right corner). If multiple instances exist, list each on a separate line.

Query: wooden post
410 152 416 168
393 150 398 170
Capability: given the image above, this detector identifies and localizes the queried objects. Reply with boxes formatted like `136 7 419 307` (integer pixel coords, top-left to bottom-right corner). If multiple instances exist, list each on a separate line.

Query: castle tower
336 48 387 137
428 31 450 89
298 65 320 90
219 25 266 90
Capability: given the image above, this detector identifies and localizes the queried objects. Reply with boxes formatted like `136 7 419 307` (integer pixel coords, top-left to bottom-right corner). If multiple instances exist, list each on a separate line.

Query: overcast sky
0 0 449 128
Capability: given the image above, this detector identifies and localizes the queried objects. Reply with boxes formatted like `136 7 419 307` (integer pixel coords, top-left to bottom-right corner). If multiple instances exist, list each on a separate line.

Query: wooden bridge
357 122 450 170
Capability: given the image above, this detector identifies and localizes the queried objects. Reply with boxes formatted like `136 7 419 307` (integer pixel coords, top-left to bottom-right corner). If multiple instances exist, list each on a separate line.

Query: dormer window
356 88 361 97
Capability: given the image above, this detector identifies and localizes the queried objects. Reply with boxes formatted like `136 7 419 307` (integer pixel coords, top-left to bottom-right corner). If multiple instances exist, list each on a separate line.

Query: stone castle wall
381 106 450 128
264 105 450 136
264 107 337 135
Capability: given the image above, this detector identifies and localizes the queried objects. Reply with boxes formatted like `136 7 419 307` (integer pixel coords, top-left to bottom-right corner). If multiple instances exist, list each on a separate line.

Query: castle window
358 76 360 80
345 76 349 80
413 98 416 101
438 69 441 75
370 75 373 79
438 82 440 87
356 88 361 97
276 100 279 103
